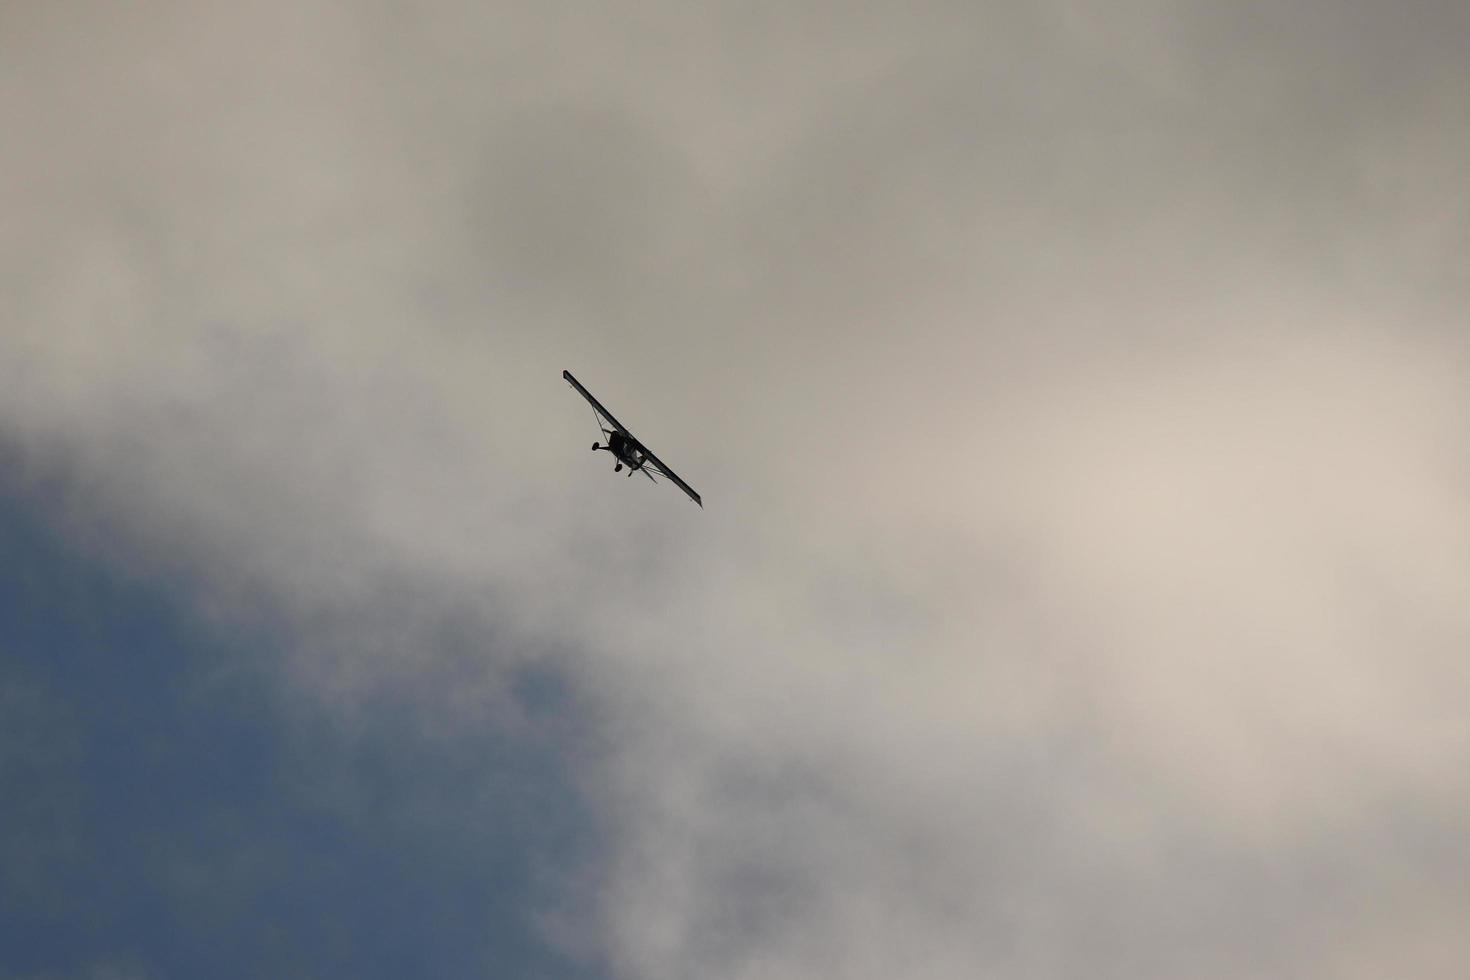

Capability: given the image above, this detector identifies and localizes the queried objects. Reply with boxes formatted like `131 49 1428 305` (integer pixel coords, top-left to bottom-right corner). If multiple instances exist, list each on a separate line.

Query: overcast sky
3 1 1469 978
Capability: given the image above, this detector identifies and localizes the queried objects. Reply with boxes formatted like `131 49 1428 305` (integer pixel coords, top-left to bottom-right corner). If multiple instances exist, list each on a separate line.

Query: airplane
563 369 703 508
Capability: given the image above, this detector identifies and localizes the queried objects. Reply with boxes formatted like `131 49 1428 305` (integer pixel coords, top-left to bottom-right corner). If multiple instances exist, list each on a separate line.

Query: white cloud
4 1 1469 977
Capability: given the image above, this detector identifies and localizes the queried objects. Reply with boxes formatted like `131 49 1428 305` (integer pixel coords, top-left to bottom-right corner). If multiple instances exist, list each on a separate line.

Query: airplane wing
564 369 703 508
634 441 703 508
563 369 630 435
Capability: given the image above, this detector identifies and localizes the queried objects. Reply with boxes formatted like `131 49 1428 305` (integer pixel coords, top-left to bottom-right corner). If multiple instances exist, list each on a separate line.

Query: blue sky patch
0 478 604 980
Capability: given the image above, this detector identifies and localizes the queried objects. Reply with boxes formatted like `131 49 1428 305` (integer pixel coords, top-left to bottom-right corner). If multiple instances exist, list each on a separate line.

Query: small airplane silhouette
564 370 702 508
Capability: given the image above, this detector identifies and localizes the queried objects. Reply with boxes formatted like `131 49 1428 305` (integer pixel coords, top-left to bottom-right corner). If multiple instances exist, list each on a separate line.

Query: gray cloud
4 1 1469 977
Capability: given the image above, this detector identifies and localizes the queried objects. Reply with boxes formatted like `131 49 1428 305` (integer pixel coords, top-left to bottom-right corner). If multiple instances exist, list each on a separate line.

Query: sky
2 1 1469 978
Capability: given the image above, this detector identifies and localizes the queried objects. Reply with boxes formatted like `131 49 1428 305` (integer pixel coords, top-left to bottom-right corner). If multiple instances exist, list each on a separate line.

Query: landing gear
614 463 623 473
592 443 601 451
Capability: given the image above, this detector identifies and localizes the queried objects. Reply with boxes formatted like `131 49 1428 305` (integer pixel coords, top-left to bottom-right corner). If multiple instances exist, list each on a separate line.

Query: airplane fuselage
595 431 644 473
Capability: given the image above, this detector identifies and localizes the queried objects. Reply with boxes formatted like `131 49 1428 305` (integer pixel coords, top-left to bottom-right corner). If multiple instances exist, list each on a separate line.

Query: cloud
3 1 1469 978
